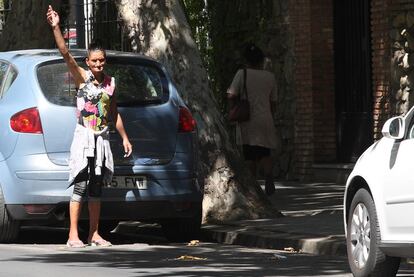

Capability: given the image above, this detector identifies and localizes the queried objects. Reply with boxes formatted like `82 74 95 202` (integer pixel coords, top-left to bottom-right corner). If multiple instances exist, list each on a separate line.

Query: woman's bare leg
261 156 275 195
88 200 103 242
68 201 82 241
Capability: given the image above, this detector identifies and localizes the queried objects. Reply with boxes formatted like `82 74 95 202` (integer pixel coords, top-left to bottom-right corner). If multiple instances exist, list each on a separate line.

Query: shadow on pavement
1 242 354 276
271 182 345 215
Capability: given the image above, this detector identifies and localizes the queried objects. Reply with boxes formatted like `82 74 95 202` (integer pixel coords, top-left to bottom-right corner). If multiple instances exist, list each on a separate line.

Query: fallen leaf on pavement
187 240 200 246
269 253 287 261
174 255 207 261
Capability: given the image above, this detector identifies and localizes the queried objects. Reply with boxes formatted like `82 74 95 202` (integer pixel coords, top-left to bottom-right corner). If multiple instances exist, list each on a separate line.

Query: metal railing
0 4 11 35
0 0 125 50
63 0 125 50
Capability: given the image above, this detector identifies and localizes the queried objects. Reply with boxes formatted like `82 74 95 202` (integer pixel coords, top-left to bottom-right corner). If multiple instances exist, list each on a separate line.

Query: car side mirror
382 116 405 139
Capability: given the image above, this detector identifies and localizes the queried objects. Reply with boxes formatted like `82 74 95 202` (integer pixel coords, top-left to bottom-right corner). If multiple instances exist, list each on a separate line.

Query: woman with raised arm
46 5 132 248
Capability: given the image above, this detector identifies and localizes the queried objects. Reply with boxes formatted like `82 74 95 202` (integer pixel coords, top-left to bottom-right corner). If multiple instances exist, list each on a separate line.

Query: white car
344 107 414 276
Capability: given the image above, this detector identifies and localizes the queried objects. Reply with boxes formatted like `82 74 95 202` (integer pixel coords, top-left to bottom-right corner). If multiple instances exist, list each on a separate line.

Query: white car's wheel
347 188 400 277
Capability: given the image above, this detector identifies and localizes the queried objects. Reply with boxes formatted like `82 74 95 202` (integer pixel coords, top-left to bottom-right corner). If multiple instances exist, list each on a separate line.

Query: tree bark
0 0 64 51
115 0 274 223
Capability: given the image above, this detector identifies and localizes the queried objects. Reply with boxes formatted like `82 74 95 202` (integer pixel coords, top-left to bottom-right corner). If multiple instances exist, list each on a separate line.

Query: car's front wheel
0 185 19 242
347 188 400 277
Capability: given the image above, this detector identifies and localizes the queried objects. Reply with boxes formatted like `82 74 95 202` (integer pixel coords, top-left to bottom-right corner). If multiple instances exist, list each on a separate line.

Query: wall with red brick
290 0 409 180
290 0 314 179
371 0 391 140
310 0 336 163
290 0 336 180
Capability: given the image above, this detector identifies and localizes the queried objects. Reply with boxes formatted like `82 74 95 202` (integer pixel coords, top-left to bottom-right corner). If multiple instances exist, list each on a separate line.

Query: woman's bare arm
46 5 85 87
110 98 133 157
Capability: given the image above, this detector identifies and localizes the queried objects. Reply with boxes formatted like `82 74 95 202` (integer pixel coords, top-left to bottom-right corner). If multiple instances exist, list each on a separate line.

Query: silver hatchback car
0 49 202 242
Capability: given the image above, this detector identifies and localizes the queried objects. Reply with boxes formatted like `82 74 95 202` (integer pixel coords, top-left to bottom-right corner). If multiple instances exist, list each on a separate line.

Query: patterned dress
68 70 115 186
76 70 115 131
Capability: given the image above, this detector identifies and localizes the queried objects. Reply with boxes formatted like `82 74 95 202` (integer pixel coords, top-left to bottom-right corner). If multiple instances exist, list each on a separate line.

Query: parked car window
105 64 164 106
37 61 165 107
0 61 9 98
1 66 18 98
36 63 77 106
407 113 414 139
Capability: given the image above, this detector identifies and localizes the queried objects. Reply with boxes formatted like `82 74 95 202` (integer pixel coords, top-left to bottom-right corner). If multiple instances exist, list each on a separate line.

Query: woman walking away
46 5 132 248
227 43 278 195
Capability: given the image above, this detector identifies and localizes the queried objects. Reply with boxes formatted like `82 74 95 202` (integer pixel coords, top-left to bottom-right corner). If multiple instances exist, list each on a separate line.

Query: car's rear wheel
0 185 19 242
161 207 202 242
347 188 400 277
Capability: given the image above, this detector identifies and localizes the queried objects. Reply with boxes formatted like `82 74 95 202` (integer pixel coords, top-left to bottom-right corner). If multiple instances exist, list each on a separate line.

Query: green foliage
181 1 280 114
182 0 219 107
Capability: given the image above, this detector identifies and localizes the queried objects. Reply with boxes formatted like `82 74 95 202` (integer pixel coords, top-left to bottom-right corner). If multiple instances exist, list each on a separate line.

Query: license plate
107 176 147 189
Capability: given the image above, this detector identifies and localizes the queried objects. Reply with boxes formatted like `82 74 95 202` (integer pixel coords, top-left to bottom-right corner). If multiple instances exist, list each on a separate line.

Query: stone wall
370 0 414 139
390 1 414 118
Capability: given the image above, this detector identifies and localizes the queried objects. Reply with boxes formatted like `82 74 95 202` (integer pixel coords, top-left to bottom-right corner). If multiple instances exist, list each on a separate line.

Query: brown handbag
228 68 250 122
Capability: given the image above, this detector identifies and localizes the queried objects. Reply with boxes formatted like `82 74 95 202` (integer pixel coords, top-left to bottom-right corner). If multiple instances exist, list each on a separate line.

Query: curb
201 224 347 256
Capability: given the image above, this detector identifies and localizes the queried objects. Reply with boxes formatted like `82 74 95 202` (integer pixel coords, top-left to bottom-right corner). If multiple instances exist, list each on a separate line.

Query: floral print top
76 71 115 131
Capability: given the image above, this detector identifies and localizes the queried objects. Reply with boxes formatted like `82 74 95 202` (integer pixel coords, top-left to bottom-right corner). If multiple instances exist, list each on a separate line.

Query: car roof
0 49 160 66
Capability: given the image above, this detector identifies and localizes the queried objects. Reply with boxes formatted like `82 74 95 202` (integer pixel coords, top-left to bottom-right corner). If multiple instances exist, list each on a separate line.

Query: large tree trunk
0 0 63 51
115 0 274 223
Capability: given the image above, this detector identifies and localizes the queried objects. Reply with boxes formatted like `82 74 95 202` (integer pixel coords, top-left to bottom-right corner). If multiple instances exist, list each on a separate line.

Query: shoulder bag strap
243 68 248 100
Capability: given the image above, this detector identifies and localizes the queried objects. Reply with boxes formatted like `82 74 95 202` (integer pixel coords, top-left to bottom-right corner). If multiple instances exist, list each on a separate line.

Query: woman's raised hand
46 5 60 27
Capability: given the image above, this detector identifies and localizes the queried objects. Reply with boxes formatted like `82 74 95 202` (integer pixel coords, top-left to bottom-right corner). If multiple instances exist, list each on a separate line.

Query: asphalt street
0 228 353 277
0 225 412 277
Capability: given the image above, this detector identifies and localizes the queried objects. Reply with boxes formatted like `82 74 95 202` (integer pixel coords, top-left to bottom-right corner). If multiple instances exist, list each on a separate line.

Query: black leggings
71 157 105 202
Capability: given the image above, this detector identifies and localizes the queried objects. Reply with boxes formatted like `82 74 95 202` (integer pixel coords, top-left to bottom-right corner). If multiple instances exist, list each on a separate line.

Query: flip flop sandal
88 239 112 247
66 240 86 248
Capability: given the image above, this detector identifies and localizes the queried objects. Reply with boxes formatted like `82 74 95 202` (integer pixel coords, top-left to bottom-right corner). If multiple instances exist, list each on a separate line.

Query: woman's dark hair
243 43 264 67
88 40 106 58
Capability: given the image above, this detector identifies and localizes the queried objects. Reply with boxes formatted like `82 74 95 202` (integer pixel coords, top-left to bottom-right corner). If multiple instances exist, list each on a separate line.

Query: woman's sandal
66 240 86 248
88 239 112 247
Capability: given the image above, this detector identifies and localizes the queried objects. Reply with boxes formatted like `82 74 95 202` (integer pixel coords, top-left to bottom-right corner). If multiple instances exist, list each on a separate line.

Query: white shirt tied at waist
68 124 114 185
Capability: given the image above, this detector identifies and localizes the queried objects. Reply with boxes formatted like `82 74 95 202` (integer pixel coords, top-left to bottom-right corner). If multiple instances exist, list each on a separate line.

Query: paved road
0 226 413 277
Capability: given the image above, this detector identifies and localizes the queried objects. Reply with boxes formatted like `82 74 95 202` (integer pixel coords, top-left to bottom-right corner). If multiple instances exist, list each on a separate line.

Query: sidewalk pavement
201 181 347 256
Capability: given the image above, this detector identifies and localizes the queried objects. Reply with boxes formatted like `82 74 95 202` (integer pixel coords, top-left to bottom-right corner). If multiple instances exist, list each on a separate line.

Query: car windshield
37 60 165 107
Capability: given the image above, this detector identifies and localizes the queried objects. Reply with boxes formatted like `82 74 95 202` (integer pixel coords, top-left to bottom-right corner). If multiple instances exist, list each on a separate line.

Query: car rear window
0 61 18 99
0 62 8 87
37 60 167 107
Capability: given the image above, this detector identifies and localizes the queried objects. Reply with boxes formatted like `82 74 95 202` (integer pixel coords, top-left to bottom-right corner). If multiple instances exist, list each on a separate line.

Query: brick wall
290 0 314 180
311 0 336 163
290 0 404 179
290 0 336 180
371 0 391 140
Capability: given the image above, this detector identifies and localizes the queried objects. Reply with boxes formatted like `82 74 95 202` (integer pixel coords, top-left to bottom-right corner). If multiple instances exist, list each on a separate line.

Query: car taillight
10 107 43 134
178 107 196 132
